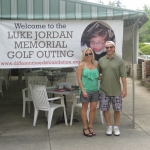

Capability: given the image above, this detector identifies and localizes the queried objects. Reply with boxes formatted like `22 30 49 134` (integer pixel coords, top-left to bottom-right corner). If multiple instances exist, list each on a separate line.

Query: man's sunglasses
105 46 114 49
85 53 92 56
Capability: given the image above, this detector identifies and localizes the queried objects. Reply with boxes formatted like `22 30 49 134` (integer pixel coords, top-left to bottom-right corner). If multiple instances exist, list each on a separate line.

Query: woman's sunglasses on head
85 53 92 56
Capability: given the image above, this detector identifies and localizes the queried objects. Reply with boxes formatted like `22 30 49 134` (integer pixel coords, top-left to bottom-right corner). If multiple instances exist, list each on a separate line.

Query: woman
77 47 99 137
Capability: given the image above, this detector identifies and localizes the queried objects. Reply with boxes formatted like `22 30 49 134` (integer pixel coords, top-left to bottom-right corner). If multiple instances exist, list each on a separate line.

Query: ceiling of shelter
0 0 149 27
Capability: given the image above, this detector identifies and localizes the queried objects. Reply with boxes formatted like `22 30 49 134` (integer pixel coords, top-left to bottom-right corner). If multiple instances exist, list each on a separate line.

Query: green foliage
115 0 122 7
140 44 150 55
139 5 150 42
143 5 150 16
139 19 150 42
108 1 115 6
139 43 147 49
97 0 104 4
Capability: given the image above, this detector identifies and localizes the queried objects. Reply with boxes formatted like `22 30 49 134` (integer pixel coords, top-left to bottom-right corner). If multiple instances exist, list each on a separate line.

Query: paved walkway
0 77 150 150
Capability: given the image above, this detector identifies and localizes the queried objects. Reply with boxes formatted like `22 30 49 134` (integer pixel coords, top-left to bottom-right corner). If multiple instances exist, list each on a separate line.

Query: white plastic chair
66 73 80 113
87 102 104 124
29 84 68 129
22 76 48 117
24 72 38 87
70 95 104 125
1 69 10 90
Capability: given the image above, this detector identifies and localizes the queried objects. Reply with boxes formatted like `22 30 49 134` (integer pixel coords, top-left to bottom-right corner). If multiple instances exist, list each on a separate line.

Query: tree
97 0 104 4
143 5 150 15
139 5 150 42
140 44 150 55
107 0 125 8
115 0 121 7
108 1 115 6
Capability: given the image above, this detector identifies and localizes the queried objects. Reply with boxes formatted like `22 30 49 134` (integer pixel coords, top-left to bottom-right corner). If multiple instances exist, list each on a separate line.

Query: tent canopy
0 0 146 127
0 0 148 28
0 0 149 63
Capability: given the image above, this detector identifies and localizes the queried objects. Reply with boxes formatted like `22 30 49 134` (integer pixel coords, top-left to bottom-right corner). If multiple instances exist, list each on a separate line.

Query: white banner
0 20 123 68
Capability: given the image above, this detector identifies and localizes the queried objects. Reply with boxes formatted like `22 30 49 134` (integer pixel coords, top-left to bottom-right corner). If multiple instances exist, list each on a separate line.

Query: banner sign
0 20 123 68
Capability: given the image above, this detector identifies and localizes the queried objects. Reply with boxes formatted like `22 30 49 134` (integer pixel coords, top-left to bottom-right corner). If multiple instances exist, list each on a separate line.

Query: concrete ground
0 77 150 150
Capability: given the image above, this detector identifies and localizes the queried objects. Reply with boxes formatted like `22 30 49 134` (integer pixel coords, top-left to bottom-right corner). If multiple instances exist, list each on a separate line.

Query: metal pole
132 19 139 128
10 69 12 92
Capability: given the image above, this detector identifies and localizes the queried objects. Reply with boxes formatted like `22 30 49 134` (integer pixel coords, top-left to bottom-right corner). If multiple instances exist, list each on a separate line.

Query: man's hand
121 77 127 98
122 89 127 98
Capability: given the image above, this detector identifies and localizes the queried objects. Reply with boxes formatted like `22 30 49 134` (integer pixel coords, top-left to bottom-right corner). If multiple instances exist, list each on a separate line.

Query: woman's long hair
81 47 95 64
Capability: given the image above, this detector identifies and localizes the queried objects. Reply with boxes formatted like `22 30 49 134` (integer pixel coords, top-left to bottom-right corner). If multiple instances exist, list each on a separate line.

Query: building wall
142 60 150 79
141 60 150 91
130 59 143 80
129 60 150 90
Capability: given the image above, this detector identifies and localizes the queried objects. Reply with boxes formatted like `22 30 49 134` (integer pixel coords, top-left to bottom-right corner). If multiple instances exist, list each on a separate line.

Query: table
46 88 79 124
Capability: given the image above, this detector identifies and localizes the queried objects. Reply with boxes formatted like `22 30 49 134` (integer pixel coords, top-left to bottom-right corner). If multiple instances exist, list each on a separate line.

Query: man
98 41 127 136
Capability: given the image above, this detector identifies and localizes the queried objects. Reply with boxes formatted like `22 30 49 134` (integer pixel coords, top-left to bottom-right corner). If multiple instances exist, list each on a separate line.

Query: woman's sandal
83 128 92 137
88 127 96 136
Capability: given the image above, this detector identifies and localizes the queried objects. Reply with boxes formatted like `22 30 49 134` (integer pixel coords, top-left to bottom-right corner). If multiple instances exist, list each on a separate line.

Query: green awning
0 0 148 27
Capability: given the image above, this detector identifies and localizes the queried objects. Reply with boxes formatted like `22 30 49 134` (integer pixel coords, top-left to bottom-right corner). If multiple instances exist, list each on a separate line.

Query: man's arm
97 63 102 80
121 77 127 98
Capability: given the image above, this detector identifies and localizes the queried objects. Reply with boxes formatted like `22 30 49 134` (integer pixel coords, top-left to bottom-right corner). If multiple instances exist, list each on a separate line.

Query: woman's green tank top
81 67 99 92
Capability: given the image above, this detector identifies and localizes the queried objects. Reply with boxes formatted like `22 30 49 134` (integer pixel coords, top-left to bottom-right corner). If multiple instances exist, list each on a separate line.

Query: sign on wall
0 20 123 68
